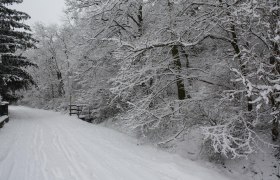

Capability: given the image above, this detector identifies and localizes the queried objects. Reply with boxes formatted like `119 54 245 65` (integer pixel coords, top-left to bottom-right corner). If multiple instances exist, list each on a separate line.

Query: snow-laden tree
0 0 36 101
106 0 226 141
64 0 233 143
22 23 80 109
201 0 280 158
33 24 65 98
63 0 145 119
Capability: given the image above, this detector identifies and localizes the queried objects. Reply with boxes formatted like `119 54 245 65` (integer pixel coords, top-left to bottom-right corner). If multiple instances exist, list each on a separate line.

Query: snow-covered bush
91 89 124 124
202 112 258 158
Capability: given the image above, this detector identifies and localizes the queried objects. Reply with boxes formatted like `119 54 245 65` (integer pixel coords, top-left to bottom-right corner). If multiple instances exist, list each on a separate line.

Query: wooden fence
69 104 93 123
0 102 9 128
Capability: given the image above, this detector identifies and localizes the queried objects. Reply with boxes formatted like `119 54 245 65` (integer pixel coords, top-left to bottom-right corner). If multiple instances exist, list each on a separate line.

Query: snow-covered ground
0 106 230 180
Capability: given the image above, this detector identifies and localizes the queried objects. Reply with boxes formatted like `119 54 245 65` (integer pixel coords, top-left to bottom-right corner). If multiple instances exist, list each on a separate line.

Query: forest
1 0 280 179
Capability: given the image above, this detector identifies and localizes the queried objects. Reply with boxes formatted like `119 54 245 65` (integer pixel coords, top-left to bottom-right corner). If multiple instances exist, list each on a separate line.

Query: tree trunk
217 0 253 112
55 66 64 97
179 46 191 98
172 45 186 100
269 4 280 141
230 24 253 112
137 4 143 37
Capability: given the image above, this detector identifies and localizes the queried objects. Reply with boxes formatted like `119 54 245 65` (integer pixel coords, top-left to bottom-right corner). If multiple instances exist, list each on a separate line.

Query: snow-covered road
0 106 229 180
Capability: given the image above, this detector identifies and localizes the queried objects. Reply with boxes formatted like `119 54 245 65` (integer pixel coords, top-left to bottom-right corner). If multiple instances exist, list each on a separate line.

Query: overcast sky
12 0 66 25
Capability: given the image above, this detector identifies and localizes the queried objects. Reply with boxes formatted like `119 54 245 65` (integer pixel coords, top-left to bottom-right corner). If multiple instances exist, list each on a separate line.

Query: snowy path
0 106 229 180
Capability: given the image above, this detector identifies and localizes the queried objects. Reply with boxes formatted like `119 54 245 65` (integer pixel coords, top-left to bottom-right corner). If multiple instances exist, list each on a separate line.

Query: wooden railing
0 102 9 128
69 104 93 123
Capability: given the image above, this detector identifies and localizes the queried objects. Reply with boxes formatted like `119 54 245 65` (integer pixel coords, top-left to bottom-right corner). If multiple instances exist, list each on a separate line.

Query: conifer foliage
0 0 36 101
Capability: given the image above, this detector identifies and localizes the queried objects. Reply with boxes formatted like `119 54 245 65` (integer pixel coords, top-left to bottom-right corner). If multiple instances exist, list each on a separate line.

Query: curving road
0 106 229 180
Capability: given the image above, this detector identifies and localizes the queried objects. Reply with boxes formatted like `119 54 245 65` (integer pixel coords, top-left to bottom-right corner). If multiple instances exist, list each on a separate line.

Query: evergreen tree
0 0 36 102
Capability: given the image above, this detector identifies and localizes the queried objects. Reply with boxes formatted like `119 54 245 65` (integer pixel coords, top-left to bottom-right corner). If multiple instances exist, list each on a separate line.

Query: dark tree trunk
172 45 186 100
230 25 253 112
179 46 191 98
137 4 143 37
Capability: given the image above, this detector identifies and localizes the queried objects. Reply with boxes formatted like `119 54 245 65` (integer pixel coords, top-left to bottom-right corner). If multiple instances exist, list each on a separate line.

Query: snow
0 115 8 123
1 101 9 105
0 106 230 180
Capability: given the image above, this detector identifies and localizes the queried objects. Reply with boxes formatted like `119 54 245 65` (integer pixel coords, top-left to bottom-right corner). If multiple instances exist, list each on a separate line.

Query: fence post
0 102 9 127
0 102 9 116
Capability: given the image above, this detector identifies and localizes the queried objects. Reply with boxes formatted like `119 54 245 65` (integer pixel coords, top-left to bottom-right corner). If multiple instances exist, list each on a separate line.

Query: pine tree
0 0 36 102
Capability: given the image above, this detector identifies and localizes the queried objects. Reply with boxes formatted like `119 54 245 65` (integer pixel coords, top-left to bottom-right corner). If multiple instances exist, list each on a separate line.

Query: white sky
11 0 66 25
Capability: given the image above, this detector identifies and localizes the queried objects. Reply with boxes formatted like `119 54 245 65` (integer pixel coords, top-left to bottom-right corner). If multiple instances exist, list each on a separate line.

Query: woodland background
11 0 280 179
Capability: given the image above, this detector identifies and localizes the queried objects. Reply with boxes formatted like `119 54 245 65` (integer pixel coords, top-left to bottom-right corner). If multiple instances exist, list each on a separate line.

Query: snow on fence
0 116 9 128
0 102 9 128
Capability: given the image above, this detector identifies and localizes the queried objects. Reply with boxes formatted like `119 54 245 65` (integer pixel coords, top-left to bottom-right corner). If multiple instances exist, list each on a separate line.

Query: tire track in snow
53 122 148 180
52 126 90 180
46 120 111 179
34 127 48 180
0 121 22 180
